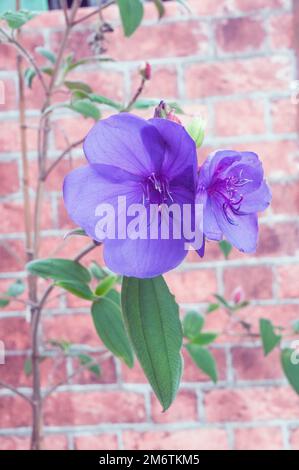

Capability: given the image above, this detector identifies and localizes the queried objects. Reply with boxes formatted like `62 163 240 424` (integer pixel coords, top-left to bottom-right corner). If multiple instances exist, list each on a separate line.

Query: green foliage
24 358 32 377
219 240 232 259
183 311 204 339
190 331 218 346
259 318 282 356
206 303 220 313
95 275 118 297
0 279 25 308
88 94 122 110
117 0 144 37
92 295 134 367
55 280 96 301
27 258 91 283
0 9 36 29
78 354 101 377
64 81 93 94
121 276 183 410
292 320 299 334
152 0 165 18
185 344 218 382
35 47 56 64
281 348 299 394
69 99 101 120
186 117 205 148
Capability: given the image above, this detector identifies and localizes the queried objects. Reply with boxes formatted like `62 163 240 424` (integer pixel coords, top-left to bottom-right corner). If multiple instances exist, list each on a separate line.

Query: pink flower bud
232 286 245 305
139 62 151 80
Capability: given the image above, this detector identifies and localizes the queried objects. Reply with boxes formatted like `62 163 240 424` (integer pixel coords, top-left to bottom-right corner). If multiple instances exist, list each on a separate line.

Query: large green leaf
55 281 95 301
27 258 91 283
117 0 144 37
281 348 299 394
92 296 134 367
121 276 183 410
259 318 281 356
185 344 218 382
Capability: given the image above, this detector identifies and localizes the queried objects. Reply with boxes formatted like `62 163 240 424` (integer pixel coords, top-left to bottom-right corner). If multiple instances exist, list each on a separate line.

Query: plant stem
123 77 146 112
0 380 33 404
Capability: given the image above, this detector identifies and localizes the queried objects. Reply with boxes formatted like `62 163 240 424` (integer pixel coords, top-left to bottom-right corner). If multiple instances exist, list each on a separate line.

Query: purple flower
63 113 197 278
196 150 271 254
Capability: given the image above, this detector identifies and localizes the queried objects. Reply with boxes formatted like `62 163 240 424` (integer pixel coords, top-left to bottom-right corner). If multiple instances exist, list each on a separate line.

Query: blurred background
0 0 299 450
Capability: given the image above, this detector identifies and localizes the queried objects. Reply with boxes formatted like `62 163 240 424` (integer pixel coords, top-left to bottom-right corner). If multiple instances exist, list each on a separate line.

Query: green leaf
185 344 218 382
183 311 204 339
78 354 101 376
0 9 36 29
35 47 56 64
293 320 299 334
88 93 122 110
259 318 282 356
281 348 299 394
64 228 88 240
152 0 165 19
214 294 230 309
219 240 232 259
92 297 134 367
89 261 108 281
64 56 113 75
206 303 219 313
7 280 25 297
121 276 183 411
190 331 218 346
41 66 54 76
48 339 72 353
0 298 9 308
117 0 144 37
95 275 118 297
69 99 100 120
24 358 32 377
27 258 91 283
64 81 93 94
55 281 95 301
24 67 36 88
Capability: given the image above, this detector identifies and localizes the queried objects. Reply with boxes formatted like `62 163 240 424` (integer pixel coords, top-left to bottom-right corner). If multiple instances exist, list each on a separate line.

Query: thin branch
42 138 84 180
71 0 115 27
123 78 146 112
59 0 70 26
0 380 33 405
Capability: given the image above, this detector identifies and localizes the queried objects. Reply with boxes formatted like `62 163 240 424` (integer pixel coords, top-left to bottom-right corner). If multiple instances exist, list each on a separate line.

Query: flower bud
139 62 151 80
232 286 245 305
154 101 182 124
186 117 206 148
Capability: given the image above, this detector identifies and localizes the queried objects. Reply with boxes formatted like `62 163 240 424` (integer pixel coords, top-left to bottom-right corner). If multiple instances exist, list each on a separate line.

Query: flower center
143 173 173 206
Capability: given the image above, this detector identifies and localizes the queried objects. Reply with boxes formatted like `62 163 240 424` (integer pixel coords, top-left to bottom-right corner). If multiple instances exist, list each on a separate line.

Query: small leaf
95 275 118 297
88 93 122 110
186 344 218 382
117 0 144 37
183 311 204 339
259 318 281 356
152 0 165 19
0 10 36 29
190 331 218 346
24 67 36 88
206 303 219 313
49 339 71 353
64 228 88 240
35 47 56 64
69 99 100 120
78 354 101 376
0 298 9 307
41 66 54 76
121 276 183 410
214 294 230 309
219 240 232 259
293 320 299 334
7 280 25 297
27 258 91 283
55 281 95 301
281 348 299 394
64 81 93 94
92 297 134 367
90 261 108 281
24 358 32 377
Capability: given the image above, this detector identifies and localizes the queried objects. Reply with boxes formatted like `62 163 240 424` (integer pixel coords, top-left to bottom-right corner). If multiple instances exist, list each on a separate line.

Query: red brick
255 222 299 258
272 181 299 215
164 269 217 303
52 118 93 151
290 428 299 450
0 396 31 428
71 355 117 385
205 386 299 422
131 66 178 99
278 265 299 298
0 120 38 152
185 57 292 98
107 21 209 61
123 428 229 450
215 17 265 53
269 13 294 49
0 317 30 349
74 433 118 450
44 391 146 425
0 32 44 71
0 239 25 272
50 28 94 61
43 435 68 450
224 266 273 300
68 70 125 102
271 98 297 133
0 161 19 196
44 314 101 348
214 99 265 136
0 436 30 450
0 199 53 233
232 347 283 380
235 0 283 12
151 390 197 423
0 77 17 111
188 0 235 16
234 426 283 450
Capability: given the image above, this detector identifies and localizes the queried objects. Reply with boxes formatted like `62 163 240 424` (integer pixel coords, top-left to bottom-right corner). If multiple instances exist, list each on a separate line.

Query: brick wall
0 0 299 450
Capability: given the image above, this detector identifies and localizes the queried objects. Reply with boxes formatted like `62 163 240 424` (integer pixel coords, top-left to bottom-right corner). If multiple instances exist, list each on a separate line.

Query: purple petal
241 180 272 213
202 197 222 241
149 118 197 181
103 237 188 278
63 166 142 241
83 114 165 177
